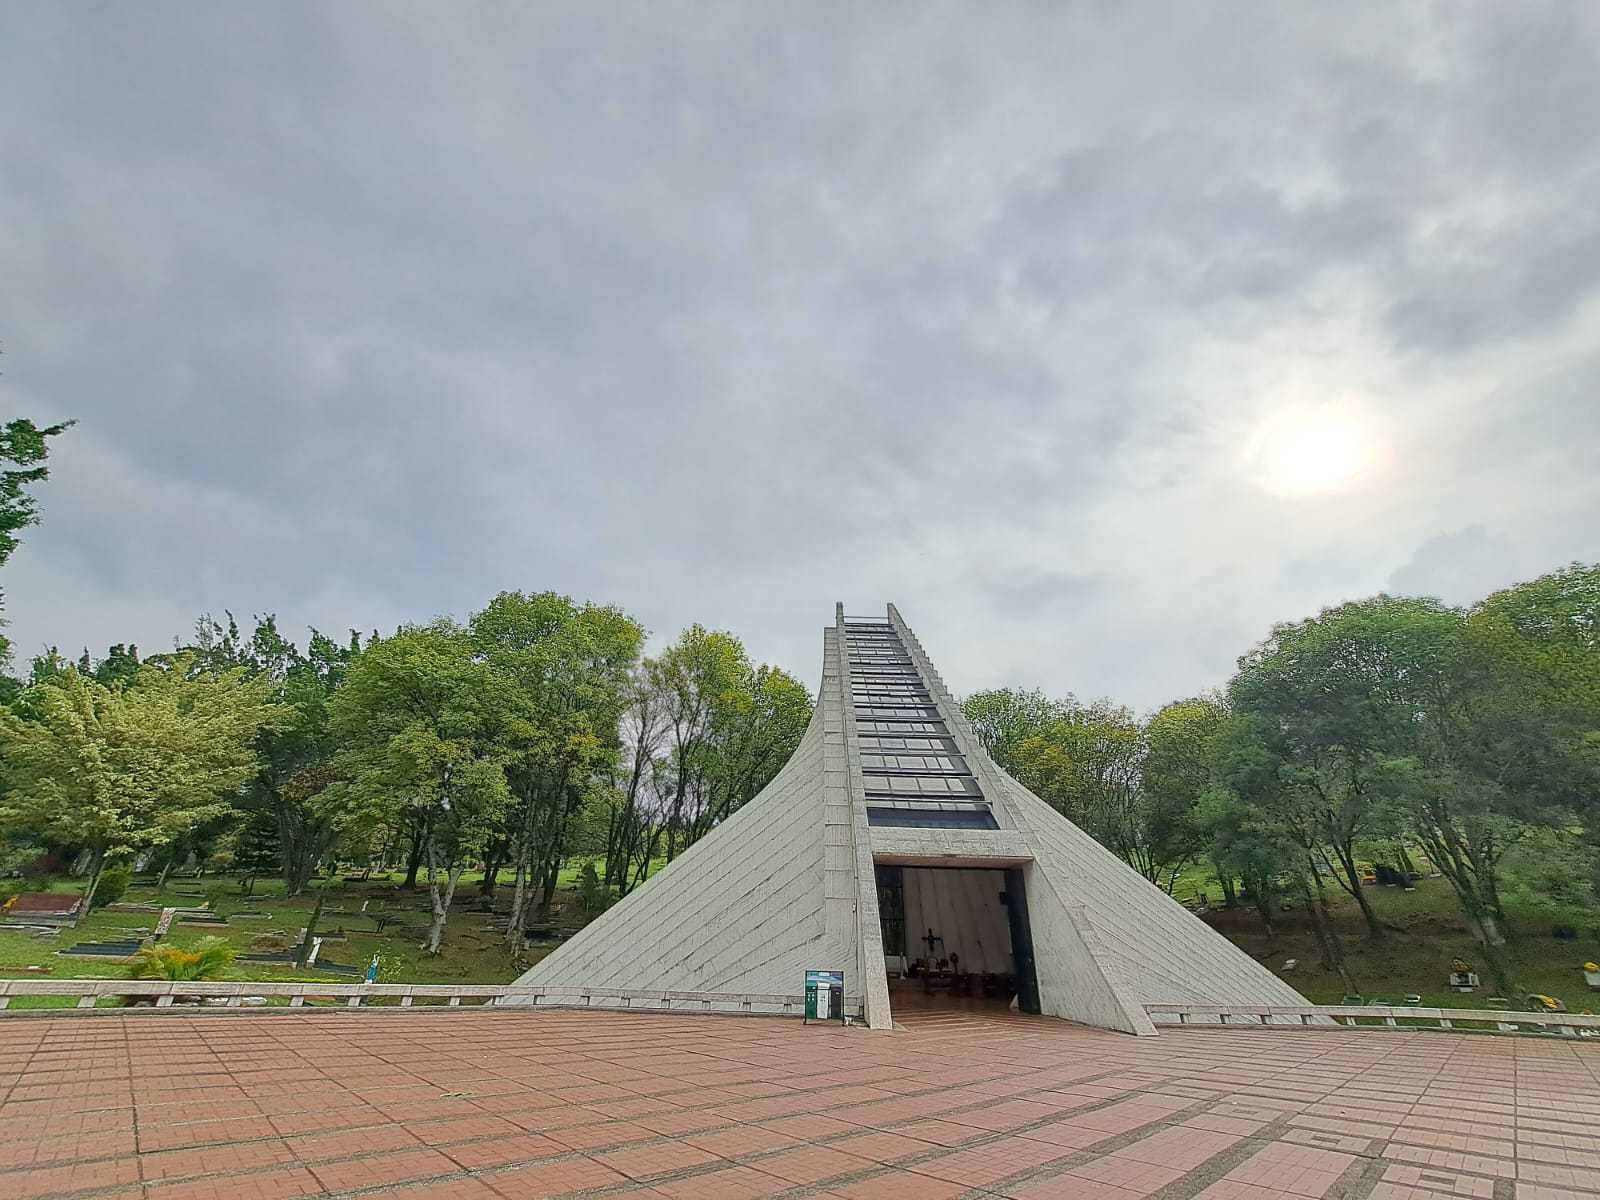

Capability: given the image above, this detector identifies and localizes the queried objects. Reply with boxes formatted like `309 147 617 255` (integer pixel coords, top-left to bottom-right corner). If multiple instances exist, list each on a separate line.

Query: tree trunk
156 852 176 889
505 858 531 949
1332 843 1384 939
1473 914 1515 993
1219 875 1237 908
535 855 561 923
1420 820 1514 989
1251 890 1275 938
423 852 466 956
480 838 506 899
1299 873 1355 995
80 846 108 911
403 817 426 889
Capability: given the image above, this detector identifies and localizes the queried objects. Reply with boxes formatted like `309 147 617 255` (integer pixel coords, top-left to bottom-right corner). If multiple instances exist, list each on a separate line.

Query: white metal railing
0 979 859 1018
1146 1002 1600 1037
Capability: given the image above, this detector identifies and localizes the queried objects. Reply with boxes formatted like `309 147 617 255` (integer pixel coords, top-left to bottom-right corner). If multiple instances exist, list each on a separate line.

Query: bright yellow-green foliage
0 657 285 860
128 936 237 981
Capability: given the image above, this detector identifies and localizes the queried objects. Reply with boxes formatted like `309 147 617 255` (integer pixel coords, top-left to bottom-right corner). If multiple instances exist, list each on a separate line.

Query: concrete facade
508 604 1309 1034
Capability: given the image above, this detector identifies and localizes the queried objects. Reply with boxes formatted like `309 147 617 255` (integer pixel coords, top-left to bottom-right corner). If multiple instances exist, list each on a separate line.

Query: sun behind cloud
1251 406 1370 496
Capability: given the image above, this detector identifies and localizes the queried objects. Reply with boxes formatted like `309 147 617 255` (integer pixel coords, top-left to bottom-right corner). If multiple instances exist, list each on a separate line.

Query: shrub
93 866 133 908
128 937 237 981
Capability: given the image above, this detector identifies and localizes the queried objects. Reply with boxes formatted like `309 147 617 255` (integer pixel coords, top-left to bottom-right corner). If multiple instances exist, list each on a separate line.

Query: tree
0 417 72 670
966 690 1196 889
329 621 514 954
1194 786 1295 934
253 623 361 895
1378 565 1600 987
168 614 362 895
468 591 643 944
1229 597 1445 939
684 663 812 843
0 656 281 907
1212 712 1359 993
643 626 812 864
963 688 1074 761
604 665 672 896
1140 697 1222 892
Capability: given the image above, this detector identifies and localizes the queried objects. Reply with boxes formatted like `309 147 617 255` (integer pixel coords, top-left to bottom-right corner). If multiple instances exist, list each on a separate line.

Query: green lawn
0 870 579 1008
1202 875 1600 1012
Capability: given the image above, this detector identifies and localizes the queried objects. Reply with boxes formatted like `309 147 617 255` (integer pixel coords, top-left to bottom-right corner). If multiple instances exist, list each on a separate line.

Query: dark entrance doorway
875 863 1040 1013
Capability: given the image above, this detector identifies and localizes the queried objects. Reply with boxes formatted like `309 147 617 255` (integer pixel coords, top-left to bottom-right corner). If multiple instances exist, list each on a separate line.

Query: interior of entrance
875 864 1041 1012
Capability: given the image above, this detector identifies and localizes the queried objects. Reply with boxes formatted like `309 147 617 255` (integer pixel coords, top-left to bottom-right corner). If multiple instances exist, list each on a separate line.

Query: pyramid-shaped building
509 604 1307 1033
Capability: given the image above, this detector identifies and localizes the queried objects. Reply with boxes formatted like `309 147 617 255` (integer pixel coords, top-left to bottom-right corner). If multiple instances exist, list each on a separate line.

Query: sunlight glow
1252 407 1369 496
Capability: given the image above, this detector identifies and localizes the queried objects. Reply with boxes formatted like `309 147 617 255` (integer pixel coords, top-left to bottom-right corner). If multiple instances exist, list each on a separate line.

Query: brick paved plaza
1 1008 1597 1200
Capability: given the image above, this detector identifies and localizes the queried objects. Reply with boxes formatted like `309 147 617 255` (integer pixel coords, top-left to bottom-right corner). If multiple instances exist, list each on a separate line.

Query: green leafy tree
1193 786 1296 935
645 626 812 863
1212 712 1359 993
1374 565 1600 988
1141 697 1224 891
1229 597 1446 939
468 591 643 942
329 621 514 954
175 614 361 895
0 656 282 907
963 688 1074 761
0 417 72 672
968 690 1193 889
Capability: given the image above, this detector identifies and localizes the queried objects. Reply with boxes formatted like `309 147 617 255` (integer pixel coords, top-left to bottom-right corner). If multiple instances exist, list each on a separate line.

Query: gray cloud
1388 526 1529 607
3 2 1599 708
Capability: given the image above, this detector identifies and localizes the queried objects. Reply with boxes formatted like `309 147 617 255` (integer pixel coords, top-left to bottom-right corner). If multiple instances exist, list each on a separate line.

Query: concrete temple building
509 604 1308 1034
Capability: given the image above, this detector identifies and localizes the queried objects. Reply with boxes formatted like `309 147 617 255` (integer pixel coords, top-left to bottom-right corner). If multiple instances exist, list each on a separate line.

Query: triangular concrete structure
509 604 1308 1033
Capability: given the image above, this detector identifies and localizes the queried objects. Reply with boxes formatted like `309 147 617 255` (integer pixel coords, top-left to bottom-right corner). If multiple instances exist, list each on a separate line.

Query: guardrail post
289 996 305 1008
447 996 461 1007
76 995 97 1009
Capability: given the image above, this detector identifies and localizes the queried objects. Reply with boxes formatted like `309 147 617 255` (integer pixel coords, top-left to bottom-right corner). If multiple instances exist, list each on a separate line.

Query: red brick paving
0 1008 1596 1198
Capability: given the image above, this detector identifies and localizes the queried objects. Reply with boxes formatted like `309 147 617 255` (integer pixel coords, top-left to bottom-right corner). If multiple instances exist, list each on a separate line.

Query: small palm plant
128 937 237 981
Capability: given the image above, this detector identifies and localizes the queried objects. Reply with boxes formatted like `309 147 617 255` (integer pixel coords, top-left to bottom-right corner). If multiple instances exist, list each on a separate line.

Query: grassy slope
1200 875 1600 1011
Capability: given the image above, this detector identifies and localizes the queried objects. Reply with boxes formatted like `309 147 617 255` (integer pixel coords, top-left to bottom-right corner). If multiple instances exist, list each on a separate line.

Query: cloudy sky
3 3 1598 709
